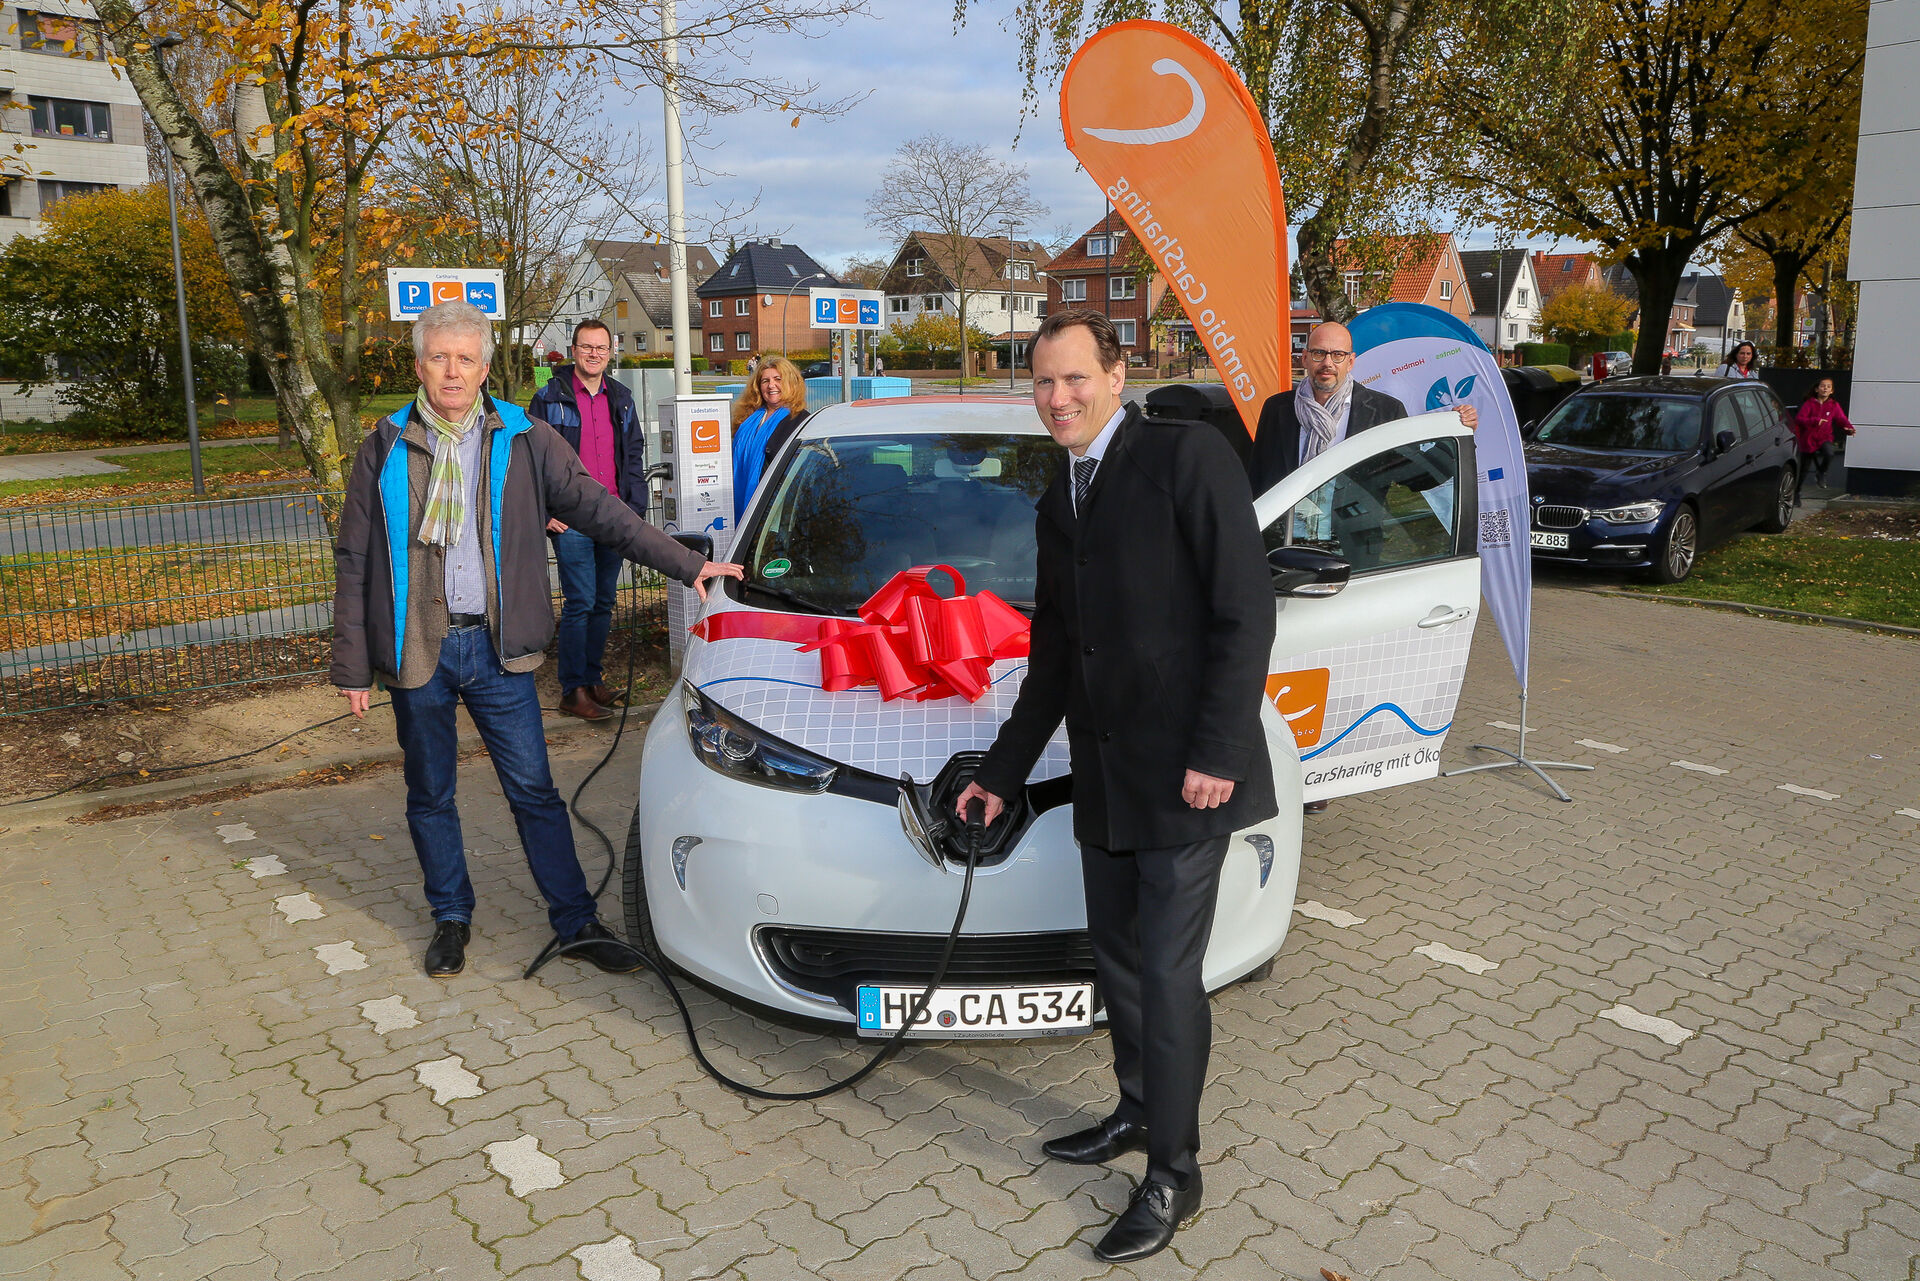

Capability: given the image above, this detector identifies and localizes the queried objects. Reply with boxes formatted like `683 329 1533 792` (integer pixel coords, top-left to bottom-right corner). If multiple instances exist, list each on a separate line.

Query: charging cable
532 769 989 1101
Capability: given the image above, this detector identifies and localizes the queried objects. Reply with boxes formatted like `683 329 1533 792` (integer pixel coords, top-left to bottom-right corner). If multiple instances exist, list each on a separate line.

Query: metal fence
0 490 669 717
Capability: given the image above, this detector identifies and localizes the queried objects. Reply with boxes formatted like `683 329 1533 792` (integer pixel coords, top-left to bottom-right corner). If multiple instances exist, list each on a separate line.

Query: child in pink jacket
1792 378 1853 503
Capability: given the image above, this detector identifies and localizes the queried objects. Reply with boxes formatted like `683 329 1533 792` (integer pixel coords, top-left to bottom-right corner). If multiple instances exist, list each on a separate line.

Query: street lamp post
153 36 204 497
783 271 826 357
1480 256 1504 365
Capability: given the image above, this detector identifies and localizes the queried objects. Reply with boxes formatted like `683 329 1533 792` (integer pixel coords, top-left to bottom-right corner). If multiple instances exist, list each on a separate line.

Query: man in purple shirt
527 320 646 721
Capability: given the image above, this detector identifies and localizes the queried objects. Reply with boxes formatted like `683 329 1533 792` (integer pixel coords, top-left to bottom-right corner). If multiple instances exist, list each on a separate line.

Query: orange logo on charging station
690 417 721 454
837 297 859 324
1266 668 1330 748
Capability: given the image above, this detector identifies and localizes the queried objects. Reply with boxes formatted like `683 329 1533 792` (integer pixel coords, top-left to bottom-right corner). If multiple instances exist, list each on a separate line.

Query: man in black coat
957 310 1277 1264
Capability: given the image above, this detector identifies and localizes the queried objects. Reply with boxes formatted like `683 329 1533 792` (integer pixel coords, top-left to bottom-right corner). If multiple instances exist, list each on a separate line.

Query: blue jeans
553 529 625 695
388 625 597 938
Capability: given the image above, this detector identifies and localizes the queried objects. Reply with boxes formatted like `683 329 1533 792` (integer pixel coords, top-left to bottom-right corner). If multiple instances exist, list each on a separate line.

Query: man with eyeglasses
527 319 648 721
1249 320 1476 494
332 300 741 978
1250 320 1475 814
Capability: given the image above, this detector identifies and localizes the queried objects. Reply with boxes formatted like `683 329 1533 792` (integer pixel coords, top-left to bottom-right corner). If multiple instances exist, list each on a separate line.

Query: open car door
1254 412 1481 802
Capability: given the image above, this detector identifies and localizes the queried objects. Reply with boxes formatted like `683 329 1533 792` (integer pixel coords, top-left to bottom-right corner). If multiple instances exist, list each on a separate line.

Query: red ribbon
690 565 1030 703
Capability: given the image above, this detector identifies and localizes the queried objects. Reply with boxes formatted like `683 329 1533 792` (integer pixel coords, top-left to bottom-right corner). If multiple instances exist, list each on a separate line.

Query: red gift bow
794 565 1031 703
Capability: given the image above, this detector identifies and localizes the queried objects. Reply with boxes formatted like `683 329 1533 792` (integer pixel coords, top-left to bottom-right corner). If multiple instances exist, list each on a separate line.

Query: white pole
662 0 692 398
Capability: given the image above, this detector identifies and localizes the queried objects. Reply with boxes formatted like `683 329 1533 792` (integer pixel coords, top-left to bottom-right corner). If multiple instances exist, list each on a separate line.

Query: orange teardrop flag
1061 21 1288 437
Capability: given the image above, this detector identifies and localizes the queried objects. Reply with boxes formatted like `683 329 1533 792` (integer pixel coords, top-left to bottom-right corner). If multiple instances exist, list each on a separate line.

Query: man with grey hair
331 300 742 977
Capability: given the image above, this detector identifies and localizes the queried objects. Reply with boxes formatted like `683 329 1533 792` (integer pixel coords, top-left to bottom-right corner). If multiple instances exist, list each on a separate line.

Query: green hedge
613 356 708 371
1516 342 1571 367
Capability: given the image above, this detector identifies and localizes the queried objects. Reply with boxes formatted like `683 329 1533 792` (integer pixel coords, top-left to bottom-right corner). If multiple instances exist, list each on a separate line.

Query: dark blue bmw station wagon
1523 377 1798 583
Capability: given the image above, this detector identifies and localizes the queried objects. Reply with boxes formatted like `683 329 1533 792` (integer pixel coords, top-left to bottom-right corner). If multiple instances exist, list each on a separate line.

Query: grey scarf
1295 376 1353 464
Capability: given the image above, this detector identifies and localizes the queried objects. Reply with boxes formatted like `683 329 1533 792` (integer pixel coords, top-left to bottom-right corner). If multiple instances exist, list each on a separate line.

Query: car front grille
756 925 1098 1011
1535 505 1588 530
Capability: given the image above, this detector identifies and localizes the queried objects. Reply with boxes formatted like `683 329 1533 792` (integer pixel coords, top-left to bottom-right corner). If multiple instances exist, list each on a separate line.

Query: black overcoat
1248 383 1408 494
974 407 1278 850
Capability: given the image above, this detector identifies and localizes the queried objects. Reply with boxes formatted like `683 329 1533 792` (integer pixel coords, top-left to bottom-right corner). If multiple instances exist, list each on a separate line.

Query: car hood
1524 442 1696 507
681 601 1069 785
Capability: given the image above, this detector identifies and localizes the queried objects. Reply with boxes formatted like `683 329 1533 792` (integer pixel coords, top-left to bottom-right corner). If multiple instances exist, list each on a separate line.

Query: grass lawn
0 538 334 651
0 443 310 508
1624 532 1920 630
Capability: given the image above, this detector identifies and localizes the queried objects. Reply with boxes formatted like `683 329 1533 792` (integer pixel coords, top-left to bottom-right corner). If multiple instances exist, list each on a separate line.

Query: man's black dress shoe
1042 1115 1149 1165
1092 1174 1203 1263
424 920 470 977
565 919 642 974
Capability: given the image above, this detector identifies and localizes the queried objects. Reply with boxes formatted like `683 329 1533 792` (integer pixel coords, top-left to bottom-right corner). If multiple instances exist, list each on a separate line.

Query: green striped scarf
414 392 483 548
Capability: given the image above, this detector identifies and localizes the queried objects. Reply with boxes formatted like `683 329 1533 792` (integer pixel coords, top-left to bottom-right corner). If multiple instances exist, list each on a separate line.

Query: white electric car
627 397 1481 1038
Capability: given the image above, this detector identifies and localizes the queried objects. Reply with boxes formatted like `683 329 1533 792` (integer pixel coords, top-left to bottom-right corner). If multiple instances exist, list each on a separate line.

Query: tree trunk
1623 244 1697 375
1769 251 1809 350
1296 209 1353 323
94 0 353 500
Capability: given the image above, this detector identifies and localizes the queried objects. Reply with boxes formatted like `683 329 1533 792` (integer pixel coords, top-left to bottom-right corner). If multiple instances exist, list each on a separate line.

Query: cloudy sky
605 1 1568 273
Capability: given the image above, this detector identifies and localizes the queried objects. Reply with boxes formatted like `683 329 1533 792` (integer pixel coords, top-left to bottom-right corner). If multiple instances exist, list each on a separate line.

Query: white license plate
1530 531 1570 549
855 982 1094 1038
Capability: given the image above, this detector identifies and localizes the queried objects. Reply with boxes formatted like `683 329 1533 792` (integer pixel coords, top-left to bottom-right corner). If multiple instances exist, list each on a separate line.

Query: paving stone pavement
4 588 1918 1281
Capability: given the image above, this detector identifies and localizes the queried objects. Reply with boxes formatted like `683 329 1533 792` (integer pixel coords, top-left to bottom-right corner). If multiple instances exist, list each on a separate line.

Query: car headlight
1593 500 1665 524
683 682 837 793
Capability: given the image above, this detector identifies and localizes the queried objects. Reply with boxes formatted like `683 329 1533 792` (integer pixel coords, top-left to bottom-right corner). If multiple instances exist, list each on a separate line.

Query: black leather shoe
565 919 642 974
1092 1174 1203 1264
424 920 470 977
1042 1115 1149 1165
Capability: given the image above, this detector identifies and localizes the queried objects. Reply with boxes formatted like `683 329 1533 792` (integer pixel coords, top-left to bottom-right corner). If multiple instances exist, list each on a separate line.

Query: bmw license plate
1530 531 1570 549
855 982 1094 1038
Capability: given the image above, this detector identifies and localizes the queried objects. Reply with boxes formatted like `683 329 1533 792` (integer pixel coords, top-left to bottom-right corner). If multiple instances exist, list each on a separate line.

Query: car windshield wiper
740 579 839 616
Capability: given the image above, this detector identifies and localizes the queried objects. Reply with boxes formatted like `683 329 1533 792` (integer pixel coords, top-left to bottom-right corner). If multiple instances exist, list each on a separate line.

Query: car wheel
1239 958 1275 986
1755 465 1795 534
620 806 662 963
1650 503 1698 584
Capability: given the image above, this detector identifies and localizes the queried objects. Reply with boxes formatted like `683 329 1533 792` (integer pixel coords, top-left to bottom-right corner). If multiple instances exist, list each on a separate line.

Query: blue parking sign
858 299 880 326
465 280 498 312
397 279 429 313
814 295 836 325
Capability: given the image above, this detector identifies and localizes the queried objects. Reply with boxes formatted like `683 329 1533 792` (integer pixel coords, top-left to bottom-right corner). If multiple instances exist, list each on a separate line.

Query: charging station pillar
659 393 735 665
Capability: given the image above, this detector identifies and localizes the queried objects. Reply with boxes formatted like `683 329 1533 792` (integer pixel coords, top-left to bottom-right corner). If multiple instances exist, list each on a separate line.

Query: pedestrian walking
1715 341 1761 380
1792 377 1854 503
331 300 742 978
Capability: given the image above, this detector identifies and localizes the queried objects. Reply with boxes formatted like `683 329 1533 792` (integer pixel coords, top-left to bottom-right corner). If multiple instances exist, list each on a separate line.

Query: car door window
1716 393 1759 441
1738 387 1788 438
1264 438 1463 574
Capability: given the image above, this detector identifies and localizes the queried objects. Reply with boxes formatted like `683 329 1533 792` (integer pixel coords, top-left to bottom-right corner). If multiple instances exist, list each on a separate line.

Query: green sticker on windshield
763 558 792 579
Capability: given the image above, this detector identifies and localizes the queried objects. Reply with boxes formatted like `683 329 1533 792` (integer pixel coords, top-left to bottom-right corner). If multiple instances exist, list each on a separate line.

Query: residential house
885 229 1049 364
1531 251 1605 305
533 239 719 359
0 3 152 246
1599 264 1699 356
1331 233 1475 322
1037 213 1171 362
1686 273 1747 360
695 239 844 364
1459 248 1541 358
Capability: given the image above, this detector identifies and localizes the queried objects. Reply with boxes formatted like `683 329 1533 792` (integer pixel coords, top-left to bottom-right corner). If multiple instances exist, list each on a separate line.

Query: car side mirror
1520 420 1537 440
671 531 715 561
1269 545 1351 598
1713 430 1737 455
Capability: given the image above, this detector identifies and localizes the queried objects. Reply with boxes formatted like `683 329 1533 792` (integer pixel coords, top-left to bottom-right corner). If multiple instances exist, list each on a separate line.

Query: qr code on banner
1480 507 1512 548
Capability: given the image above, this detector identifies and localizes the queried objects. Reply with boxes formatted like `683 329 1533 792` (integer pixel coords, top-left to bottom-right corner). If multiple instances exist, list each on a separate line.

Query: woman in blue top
731 356 810 522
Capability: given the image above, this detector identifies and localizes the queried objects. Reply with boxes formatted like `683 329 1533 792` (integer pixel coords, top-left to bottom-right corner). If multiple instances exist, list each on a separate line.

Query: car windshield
733 432 1057 616
1534 395 1702 452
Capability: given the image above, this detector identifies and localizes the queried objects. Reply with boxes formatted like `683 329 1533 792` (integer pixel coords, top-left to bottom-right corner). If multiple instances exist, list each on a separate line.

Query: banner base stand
1442 689 1592 803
